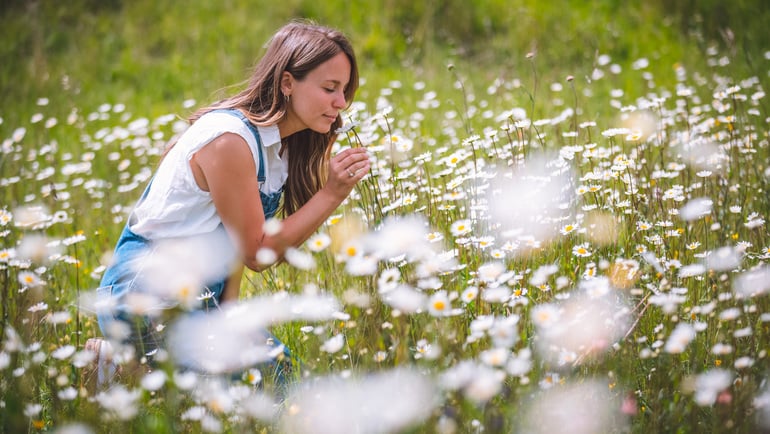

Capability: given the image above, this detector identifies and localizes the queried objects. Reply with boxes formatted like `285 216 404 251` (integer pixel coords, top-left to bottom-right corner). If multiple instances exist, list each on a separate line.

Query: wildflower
522 380 626 434
746 212 765 229
377 268 401 293
734 266 770 298
13 204 50 229
0 209 11 226
27 302 48 313
760 246 770 259
57 387 78 401
679 263 706 278
735 357 754 369
450 219 472 237
511 286 528 299
531 303 560 329
480 347 510 367
460 286 478 303
338 239 363 261
428 290 451 317
559 223 578 235
96 385 141 420
24 403 42 418
650 292 687 315
539 372 560 389
711 343 733 355
414 339 440 360
664 323 696 353
636 221 652 231
572 242 592 257
46 311 71 324
306 232 331 252
489 315 520 347
373 351 387 362
18 271 45 288
51 345 76 360
490 249 506 259
705 246 742 271
320 334 345 354
719 307 741 321
344 255 378 276
679 197 713 221
280 368 435 434
364 215 434 261
284 247 316 270
507 348 533 376
0 248 15 262
140 370 167 391
382 284 426 313
693 369 732 406
263 217 282 236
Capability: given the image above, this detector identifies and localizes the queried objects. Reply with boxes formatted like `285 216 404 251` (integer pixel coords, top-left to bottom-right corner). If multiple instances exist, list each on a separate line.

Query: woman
87 20 369 386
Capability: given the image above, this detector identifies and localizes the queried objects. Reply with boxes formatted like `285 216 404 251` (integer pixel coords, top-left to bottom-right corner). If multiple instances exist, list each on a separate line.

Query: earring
284 94 291 104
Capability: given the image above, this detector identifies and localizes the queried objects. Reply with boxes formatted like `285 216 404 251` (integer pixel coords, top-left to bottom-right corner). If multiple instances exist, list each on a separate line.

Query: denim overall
97 109 290 381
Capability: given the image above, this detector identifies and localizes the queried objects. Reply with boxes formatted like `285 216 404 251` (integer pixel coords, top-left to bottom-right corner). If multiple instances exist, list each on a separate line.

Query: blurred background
1 0 768 124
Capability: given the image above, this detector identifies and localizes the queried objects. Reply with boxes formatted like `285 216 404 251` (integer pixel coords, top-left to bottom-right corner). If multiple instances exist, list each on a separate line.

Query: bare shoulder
191 132 257 190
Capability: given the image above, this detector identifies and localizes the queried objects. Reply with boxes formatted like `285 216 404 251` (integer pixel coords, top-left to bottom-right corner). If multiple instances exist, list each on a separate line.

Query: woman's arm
191 132 370 272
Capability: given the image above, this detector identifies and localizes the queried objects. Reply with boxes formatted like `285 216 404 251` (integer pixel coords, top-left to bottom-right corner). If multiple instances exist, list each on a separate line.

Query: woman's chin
311 124 332 134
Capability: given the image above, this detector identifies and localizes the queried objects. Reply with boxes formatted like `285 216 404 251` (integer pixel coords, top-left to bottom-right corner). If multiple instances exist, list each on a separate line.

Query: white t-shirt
129 111 288 239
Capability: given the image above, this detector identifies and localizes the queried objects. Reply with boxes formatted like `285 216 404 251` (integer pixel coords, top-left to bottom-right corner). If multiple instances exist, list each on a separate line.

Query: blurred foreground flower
532 284 628 366
280 368 436 434
167 293 340 373
734 265 770 298
486 153 575 246
518 380 627 433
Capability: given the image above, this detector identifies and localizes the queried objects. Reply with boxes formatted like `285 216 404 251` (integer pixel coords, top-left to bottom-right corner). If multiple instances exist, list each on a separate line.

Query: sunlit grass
2 5 770 432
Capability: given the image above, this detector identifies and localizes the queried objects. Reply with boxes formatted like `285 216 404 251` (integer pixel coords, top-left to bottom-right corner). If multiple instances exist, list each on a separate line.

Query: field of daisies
3 4 770 434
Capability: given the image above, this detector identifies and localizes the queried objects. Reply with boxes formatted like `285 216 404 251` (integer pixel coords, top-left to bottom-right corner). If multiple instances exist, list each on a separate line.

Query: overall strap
210 109 267 182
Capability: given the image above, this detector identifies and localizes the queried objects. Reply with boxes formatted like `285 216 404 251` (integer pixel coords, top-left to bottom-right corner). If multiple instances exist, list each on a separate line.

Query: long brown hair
189 20 359 215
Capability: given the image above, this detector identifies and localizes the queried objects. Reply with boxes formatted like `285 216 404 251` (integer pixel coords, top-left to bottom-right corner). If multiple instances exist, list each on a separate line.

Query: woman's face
281 52 351 136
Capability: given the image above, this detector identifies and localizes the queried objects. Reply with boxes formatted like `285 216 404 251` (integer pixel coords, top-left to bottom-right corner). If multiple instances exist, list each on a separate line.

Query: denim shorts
96 222 293 383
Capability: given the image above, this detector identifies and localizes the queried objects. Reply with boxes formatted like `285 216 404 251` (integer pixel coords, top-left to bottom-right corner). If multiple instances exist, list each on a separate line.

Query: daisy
572 242 592 257
428 290 451 317
0 209 11 225
559 223 578 235
0 248 16 262
339 240 363 261
531 303 560 329
320 334 345 354
480 347 510 367
461 286 479 303
450 219 472 237
284 247 316 270
377 268 401 293
490 249 506 259
18 271 45 288
306 232 331 252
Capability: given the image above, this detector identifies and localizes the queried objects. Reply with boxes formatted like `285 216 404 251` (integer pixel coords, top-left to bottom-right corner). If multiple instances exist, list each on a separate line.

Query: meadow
2 1 770 433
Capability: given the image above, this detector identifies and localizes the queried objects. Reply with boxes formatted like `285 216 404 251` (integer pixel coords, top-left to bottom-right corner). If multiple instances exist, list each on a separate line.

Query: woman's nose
333 91 347 108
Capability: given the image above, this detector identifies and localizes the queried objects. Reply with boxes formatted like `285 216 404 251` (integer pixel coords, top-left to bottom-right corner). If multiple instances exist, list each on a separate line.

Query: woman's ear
280 71 294 98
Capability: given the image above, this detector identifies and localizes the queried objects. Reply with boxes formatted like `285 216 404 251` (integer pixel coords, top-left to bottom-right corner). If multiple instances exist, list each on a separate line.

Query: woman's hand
325 147 371 199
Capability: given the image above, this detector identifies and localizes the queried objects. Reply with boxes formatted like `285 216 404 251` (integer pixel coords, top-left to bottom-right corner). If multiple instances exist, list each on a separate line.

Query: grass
2 0 770 432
